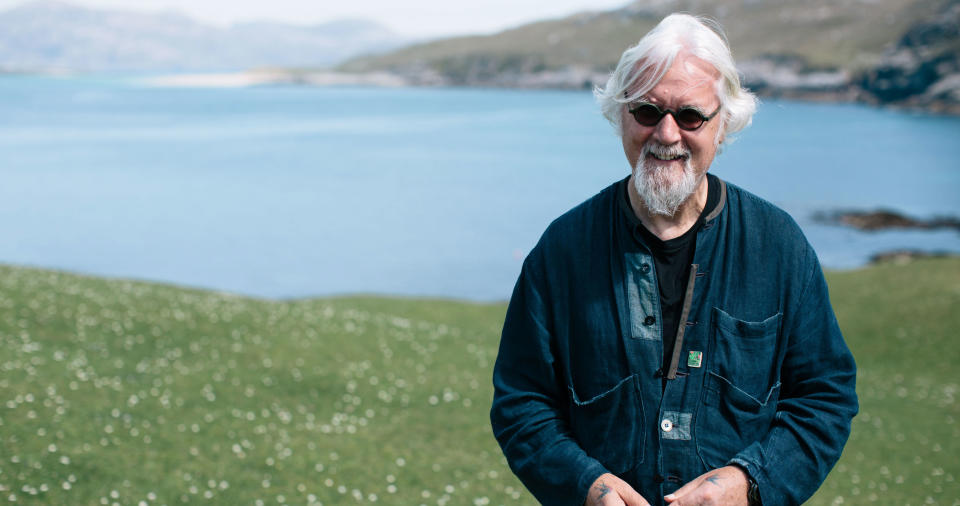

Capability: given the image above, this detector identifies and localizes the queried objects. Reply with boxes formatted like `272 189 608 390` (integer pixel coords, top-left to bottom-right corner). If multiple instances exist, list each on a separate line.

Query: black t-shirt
619 173 720 370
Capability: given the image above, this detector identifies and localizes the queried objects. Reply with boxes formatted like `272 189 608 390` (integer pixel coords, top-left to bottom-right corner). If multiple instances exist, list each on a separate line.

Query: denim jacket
490 178 858 506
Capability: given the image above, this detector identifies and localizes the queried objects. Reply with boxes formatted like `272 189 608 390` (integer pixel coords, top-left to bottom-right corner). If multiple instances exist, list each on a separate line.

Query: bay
0 75 958 300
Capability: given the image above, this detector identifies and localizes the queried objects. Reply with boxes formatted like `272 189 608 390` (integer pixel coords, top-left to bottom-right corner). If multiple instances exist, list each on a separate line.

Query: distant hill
0 0 409 71
338 0 960 113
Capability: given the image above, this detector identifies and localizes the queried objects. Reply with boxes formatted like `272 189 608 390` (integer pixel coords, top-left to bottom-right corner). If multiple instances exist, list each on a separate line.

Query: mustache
642 142 690 160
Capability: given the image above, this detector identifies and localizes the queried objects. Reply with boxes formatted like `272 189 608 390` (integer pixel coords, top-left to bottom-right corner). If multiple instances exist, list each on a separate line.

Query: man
490 13 858 506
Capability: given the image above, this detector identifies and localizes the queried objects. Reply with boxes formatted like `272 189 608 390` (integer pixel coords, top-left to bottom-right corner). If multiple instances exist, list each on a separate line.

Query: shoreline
126 69 960 116
2 253 957 305
136 70 408 88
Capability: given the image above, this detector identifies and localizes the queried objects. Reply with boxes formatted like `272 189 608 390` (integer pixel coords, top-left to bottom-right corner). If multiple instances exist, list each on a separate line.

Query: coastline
136 70 408 88
130 68 960 116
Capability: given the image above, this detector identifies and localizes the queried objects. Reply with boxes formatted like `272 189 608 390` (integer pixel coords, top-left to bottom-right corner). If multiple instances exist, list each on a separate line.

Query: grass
816 258 959 505
339 0 946 75
0 257 957 505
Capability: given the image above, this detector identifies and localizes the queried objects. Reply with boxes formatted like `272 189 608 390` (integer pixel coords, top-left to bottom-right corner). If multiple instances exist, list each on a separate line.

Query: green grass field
1 258 957 505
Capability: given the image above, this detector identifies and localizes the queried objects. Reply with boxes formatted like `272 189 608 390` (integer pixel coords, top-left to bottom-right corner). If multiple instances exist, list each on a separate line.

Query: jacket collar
704 177 726 223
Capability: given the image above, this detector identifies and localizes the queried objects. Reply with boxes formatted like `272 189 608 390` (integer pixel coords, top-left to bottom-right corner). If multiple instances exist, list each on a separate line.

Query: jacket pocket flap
713 307 782 339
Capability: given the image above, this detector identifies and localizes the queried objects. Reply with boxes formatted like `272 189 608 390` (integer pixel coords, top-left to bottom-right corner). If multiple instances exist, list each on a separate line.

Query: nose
652 113 682 145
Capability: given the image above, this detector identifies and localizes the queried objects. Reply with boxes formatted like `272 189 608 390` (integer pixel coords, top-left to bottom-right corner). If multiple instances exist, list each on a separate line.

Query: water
1 75 958 300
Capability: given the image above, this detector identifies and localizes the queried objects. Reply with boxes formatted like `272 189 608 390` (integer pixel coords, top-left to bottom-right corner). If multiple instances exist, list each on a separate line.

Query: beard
631 142 702 217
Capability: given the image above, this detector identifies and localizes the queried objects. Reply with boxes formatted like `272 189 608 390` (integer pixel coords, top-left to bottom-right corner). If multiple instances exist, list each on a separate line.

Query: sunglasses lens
675 109 706 130
631 104 663 126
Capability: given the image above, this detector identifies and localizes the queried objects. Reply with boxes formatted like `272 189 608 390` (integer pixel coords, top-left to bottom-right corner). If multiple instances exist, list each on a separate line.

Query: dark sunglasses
628 102 721 131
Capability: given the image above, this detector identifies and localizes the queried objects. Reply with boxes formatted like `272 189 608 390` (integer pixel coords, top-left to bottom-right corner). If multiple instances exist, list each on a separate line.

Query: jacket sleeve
728 257 859 505
490 259 608 505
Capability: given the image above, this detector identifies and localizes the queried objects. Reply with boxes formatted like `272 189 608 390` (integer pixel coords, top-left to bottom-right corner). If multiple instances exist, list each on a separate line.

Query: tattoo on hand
598 482 612 499
706 475 721 487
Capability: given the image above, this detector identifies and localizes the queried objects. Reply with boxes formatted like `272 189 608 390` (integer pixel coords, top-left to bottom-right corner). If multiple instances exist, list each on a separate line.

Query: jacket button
644 316 656 326
640 263 651 274
661 419 673 432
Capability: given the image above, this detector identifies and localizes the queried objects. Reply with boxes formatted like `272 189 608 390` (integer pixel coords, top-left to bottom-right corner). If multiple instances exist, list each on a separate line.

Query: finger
664 476 702 503
665 487 701 505
619 487 650 506
623 495 650 506
600 495 627 506
596 474 646 506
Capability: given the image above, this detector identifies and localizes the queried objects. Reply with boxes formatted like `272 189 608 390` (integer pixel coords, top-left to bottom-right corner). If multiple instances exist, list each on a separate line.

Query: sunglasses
628 102 721 131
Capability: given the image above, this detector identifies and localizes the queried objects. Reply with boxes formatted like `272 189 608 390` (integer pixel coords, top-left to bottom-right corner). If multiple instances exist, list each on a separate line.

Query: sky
0 0 632 37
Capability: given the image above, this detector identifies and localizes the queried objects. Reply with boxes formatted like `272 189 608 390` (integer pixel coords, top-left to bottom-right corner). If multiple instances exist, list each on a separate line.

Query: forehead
643 52 720 106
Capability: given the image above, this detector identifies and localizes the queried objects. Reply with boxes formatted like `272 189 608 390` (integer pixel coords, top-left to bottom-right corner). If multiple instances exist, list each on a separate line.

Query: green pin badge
687 351 703 368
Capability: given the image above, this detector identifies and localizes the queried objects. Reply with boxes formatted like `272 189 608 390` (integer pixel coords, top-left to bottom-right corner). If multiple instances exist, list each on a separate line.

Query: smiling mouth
647 152 687 162
643 142 691 164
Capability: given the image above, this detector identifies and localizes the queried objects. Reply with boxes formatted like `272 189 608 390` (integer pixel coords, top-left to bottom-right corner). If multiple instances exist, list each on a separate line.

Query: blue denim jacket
490 178 858 506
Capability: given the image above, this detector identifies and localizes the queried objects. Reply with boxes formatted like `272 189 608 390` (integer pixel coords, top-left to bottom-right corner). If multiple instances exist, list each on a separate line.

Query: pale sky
2 0 632 37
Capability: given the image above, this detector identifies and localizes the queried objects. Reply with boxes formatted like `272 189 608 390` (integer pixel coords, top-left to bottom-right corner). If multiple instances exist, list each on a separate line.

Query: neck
628 175 709 241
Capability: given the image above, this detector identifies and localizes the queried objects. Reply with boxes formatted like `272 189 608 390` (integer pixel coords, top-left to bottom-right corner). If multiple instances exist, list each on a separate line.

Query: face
621 52 724 215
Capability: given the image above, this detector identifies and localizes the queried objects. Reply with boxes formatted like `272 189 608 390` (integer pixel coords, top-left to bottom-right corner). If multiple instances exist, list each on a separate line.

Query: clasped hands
584 466 749 506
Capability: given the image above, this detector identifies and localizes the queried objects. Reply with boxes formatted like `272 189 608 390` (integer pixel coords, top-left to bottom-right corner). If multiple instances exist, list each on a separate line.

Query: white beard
632 142 701 217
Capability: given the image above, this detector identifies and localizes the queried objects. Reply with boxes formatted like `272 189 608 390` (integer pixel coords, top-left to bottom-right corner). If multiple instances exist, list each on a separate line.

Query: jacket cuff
576 461 609 506
727 455 769 506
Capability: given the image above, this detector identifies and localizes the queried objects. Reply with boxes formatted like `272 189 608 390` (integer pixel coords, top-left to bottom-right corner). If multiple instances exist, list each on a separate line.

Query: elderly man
490 13 858 506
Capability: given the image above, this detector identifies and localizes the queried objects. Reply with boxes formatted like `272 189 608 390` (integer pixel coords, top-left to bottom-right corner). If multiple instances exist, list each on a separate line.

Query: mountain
337 0 960 113
0 0 409 71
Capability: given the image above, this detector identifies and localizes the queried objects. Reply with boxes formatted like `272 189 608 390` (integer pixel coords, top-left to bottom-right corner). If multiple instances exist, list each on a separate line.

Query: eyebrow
630 99 709 114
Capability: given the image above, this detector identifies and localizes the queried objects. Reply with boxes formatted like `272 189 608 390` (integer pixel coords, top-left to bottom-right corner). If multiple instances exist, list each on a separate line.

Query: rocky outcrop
739 54 858 101
813 209 960 232
859 0 960 113
869 250 959 264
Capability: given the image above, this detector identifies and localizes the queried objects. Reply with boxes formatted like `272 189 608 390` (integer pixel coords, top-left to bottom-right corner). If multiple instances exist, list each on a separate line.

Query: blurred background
0 0 957 504
0 0 958 300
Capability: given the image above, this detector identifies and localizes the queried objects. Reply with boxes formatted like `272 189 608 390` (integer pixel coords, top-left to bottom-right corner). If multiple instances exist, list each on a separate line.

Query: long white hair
594 13 757 144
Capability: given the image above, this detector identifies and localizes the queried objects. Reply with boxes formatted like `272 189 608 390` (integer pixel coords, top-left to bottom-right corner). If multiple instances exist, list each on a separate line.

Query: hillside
338 0 960 113
0 258 957 504
0 0 407 71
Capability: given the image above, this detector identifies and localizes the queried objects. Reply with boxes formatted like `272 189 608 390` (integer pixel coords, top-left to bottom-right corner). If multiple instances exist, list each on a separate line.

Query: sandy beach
139 70 408 88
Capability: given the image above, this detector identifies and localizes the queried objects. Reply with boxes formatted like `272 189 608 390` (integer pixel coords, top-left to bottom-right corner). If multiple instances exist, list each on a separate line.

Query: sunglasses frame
627 101 722 131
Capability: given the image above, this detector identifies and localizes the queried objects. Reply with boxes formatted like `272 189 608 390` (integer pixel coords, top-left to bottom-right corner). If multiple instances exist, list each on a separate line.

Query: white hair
634 142 699 216
594 13 757 144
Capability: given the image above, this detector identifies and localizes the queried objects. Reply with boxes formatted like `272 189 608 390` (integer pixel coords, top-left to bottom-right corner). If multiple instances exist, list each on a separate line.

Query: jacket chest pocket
568 374 645 474
708 307 781 400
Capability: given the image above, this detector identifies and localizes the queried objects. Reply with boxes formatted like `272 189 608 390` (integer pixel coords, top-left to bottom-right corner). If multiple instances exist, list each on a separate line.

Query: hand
663 466 749 506
584 473 650 506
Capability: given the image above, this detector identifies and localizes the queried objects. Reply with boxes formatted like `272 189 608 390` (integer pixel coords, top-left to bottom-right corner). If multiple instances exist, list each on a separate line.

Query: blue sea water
1 75 958 300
